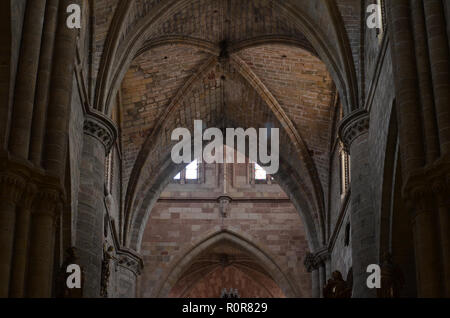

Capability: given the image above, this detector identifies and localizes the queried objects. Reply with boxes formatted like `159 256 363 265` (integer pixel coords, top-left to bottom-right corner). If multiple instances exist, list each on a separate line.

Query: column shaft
388 0 425 173
9 185 36 297
26 189 59 297
76 133 107 297
9 0 47 158
43 0 79 175
0 174 25 297
423 0 450 154
29 0 59 166
311 269 320 298
411 0 440 162
411 199 442 297
319 264 326 298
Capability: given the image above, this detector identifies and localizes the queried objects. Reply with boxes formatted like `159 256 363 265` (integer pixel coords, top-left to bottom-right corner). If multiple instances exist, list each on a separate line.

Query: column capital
304 253 318 272
0 172 26 203
83 113 117 154
338 110 370 150
116 248 144 276
32 187 62 218
403 154 450 214
304 249 331 272
18 183 38 209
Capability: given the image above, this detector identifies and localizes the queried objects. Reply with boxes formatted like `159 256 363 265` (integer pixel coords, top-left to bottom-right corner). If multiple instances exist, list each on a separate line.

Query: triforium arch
151 230 301 298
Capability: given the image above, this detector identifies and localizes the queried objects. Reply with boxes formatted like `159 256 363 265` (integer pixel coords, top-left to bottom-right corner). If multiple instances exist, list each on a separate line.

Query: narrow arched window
173 159 202 184
376 0 386 41
340 144 350 196
345 223 351 247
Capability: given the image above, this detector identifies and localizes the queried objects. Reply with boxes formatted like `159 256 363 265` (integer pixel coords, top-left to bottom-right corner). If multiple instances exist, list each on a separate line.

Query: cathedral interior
0 0 449 299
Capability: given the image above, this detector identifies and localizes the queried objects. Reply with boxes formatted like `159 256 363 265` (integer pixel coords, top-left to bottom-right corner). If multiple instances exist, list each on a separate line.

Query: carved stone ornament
83 113 117 153
218 196 232 218
116 249 144 276
338 110 370 150
304 252 318 272
100 245 114 298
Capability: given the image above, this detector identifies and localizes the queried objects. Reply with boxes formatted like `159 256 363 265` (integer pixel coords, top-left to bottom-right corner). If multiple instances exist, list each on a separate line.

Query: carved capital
338 110 370 150
32 187 61 218
116 248 144 276
304 249 330 272
403 155 450 216
304 252 318 272
18 183 38 209
315 249 331 264
0 172 26 203
83 113 117 153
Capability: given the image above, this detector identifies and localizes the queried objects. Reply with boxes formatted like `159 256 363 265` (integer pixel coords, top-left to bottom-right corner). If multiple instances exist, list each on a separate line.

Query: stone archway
149 230 302 298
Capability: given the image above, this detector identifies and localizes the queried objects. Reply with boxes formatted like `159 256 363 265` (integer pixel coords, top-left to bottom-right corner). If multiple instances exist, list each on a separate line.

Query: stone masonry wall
138 163 312 298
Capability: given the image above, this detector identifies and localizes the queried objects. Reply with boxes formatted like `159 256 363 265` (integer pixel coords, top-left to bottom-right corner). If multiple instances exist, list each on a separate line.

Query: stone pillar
29 0 59 166
304 252 320 298
423 0 450 155
304 250 330 298
26 187 61 297
387 0 450 297
410 0 440 164
339 110 376 298
76 114 116 297
9 184 37 297
404 160 450 297
115 250 143 298
43 0 79 176
8 0 47 158
311 268 320 298
319 263 326 298
0 172 25 297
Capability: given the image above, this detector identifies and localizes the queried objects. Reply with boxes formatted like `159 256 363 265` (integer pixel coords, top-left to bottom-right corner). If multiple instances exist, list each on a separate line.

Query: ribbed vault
114 0 342 257
94 0 357 117
121 47 335 252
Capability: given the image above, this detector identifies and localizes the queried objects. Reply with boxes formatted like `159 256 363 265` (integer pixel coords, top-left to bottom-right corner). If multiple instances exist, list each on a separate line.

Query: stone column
76 114 116 297
29 0 59 166
9 184 37 297
43 0 79 176
304 252 320 298
115 250 143 298
387 0 450 297
0 172 25 297
404 160 450 297
423 0 450 155
26 187 61 297
8 0 47 158
319 262 326 298
339 110 377 298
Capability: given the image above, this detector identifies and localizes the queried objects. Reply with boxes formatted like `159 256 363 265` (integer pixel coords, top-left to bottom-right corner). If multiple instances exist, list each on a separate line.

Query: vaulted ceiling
86 0 360 251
